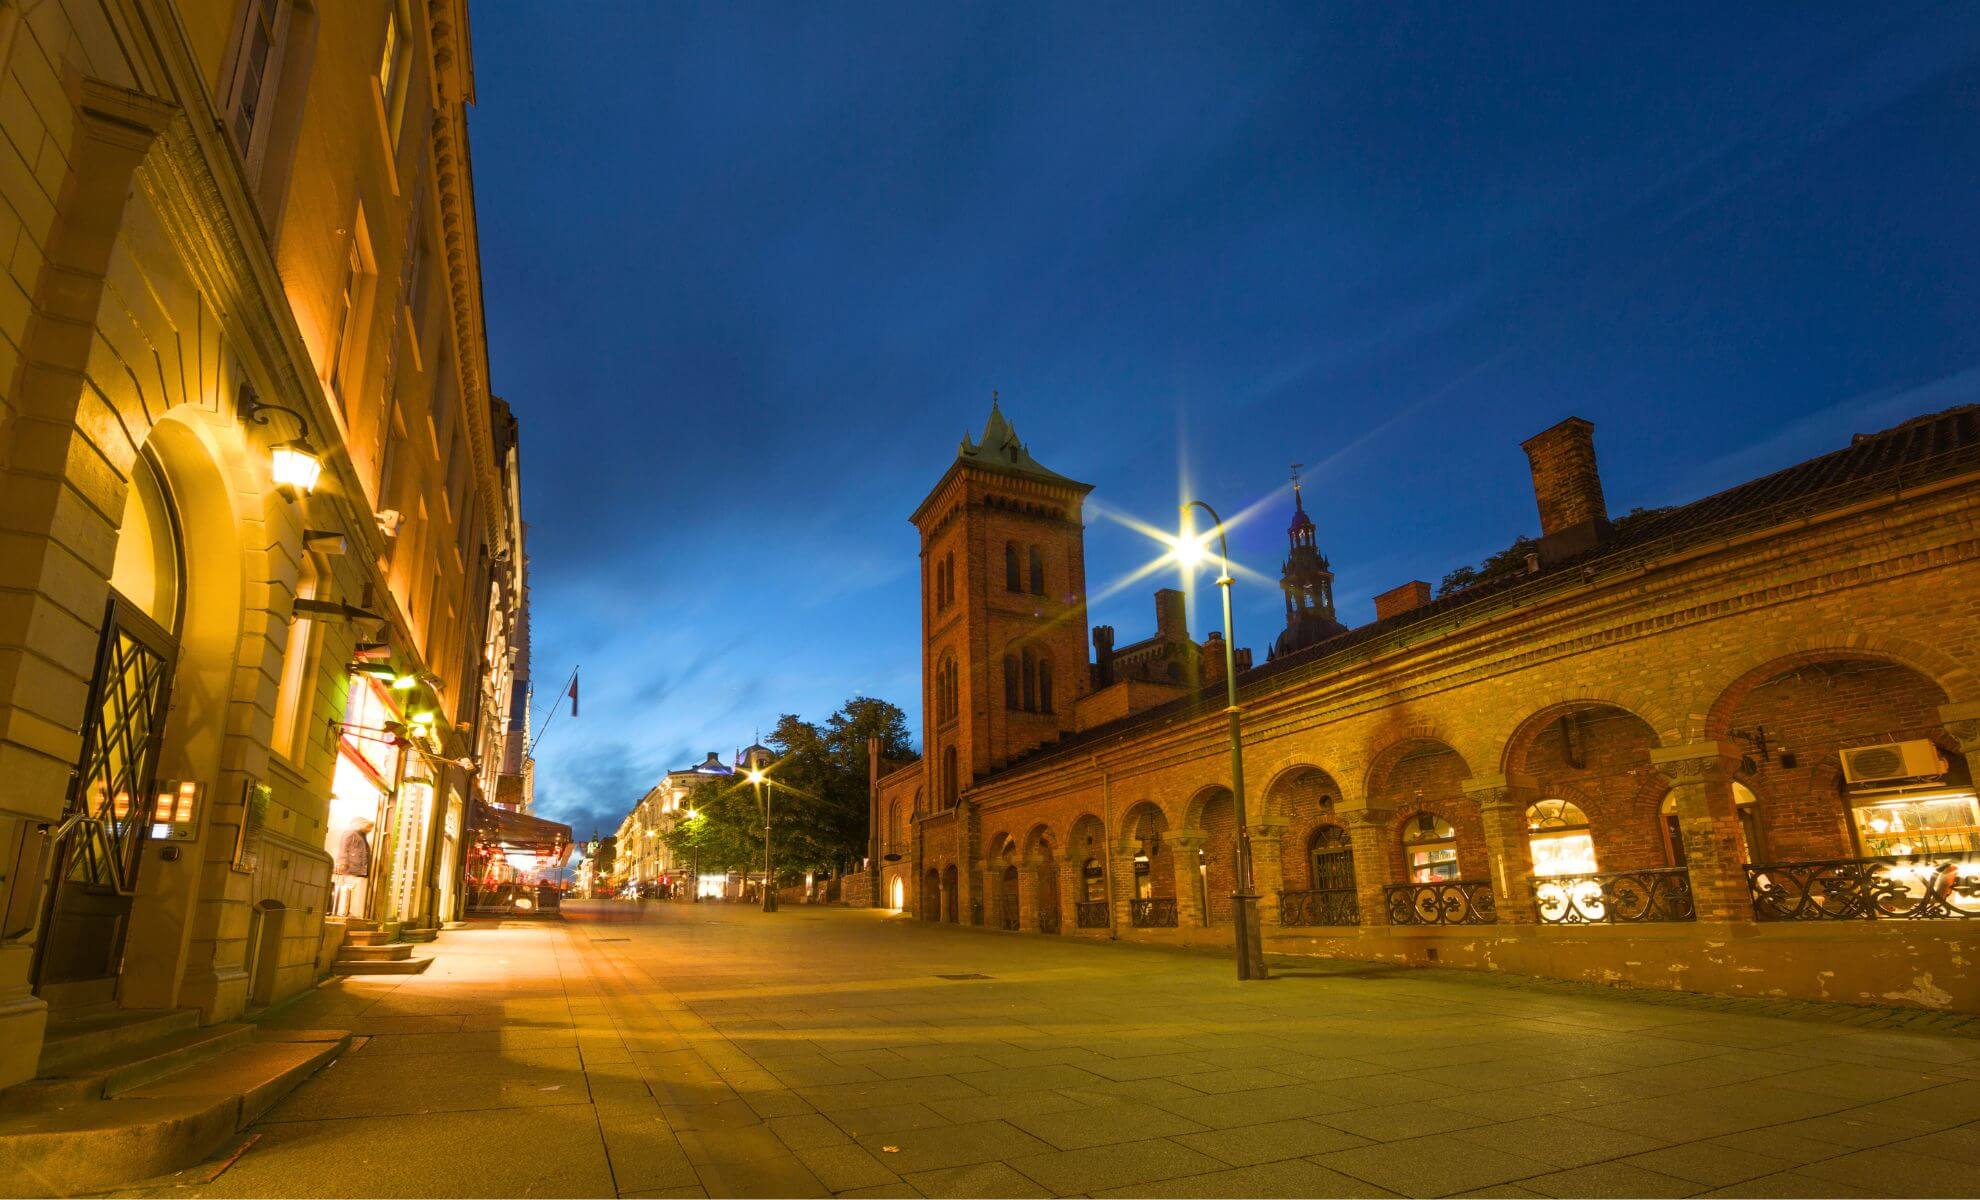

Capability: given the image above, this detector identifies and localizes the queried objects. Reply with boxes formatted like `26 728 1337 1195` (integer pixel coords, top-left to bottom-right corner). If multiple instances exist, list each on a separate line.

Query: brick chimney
1091 624 1116 687
1374 580 1432 622
1521 417 1611 564
1154 588 1188 642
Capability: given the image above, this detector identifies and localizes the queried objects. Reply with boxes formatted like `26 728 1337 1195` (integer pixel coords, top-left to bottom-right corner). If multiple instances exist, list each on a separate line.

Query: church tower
911 399 1093 810
1270 469 1347 660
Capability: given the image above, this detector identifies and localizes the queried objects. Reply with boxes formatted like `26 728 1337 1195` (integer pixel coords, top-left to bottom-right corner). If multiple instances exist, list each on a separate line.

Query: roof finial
1291 463 1305 511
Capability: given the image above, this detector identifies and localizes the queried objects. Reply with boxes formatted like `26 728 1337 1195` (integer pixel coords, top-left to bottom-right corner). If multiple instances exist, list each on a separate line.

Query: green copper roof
957 397 1082 485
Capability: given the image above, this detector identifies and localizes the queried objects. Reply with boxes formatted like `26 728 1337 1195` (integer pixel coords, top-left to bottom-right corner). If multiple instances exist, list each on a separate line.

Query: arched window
942 746 958 808
1402 812 1458 882
1037 657 1053 714
1005 542 1021 591
1028 545 1044 595
1021 648 1036 710
1527 799 1597 876
944 552 954 607
1003 655 1020 709
885 802 898 852
1083 857 1105 901
1309 825 1354 890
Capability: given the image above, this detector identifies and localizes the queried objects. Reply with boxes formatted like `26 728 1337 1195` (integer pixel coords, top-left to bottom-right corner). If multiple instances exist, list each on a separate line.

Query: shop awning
469 801 573 862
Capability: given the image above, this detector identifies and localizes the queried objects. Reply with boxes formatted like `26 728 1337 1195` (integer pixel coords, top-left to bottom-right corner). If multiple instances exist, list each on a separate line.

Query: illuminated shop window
1083 858 1105 901
1133 852 1153 899
1852 791 1980 858
1527 798 1598 876
1402 812 1458 882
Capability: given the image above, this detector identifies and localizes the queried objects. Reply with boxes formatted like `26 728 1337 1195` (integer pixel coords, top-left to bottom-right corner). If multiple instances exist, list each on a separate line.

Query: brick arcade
870 401 1980 1012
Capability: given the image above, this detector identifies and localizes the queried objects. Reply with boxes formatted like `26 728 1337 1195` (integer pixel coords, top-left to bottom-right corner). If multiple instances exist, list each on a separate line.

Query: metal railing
1075 900 1109 929
1748 855 1980 921
1532 868 1695 925
1385 879 1496 926
1278 888 1359 927
1037 908 1061 934
1129 897 1178 928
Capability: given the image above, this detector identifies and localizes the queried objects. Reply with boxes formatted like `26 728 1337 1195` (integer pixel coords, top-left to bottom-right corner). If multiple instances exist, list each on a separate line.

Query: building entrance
34 598 177 1001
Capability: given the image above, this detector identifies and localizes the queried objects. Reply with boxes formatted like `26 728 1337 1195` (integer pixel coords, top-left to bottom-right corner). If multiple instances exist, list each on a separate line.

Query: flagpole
530 665 579 754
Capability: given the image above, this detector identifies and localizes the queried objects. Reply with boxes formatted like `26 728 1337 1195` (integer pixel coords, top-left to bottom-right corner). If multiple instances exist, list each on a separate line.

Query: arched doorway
890 876 905 910
1000 863 1019 930
35 449 183 998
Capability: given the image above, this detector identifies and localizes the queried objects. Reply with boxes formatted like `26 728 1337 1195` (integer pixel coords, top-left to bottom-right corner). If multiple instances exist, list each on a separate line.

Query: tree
1437 507 1671 596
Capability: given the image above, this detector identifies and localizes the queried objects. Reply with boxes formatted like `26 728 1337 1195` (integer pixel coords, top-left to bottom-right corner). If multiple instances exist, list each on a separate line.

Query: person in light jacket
332 818 374 917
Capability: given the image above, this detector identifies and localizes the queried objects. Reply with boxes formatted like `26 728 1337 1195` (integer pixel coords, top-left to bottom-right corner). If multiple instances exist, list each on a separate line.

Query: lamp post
747 756 777 912
1175 501 1269 981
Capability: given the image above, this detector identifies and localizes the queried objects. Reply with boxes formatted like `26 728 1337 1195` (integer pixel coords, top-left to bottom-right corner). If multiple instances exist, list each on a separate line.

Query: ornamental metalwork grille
1309 826 1355 891
1075 900 1109 928
1037 907 1060 934
1385 879 1496 925
63 604 176 893
1278 888 1359 926
1129 897 1178 927
1532 868 1695 924
1747 856 1980 920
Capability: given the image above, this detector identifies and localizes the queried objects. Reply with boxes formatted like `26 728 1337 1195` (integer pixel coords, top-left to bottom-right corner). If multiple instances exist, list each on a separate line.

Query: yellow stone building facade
0 0 521 1089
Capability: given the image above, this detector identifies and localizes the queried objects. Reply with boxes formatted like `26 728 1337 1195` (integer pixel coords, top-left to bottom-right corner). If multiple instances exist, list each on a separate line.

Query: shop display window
1852 791 1980 858
1527 798 1598 877
1403 812 1459 882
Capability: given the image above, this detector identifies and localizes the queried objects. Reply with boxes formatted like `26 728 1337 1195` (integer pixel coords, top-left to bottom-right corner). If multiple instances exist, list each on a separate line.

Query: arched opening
1004 542 1021 591
1507 703 1667 874
1021 648 1036 711
890 876 905 911
1003 655 1020 709
1037 657 1053 714
1000 863 1020 930
1189 786 1237 926
922 868 940 921
1660 782 1763 865
1263 766 1340 887
1027 545 1044 595
1309 825 1354 890
1121 803 1176 926
941 864 959 922
941 746 958 808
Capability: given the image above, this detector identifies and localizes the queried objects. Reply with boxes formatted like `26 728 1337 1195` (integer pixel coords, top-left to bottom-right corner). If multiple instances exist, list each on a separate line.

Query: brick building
884 401 1980 1012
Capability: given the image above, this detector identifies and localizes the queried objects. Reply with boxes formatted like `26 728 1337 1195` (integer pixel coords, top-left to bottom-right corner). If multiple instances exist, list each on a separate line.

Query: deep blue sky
470 3 1980 840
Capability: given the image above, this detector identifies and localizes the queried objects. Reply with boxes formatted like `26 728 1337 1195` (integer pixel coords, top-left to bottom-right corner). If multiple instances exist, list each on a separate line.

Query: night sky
468 3 1980 841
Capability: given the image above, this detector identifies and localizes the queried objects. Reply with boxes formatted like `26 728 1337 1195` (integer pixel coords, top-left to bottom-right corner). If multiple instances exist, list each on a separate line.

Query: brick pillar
1466 774 1540 923
1015 858 1038 932
956 801 981 924
1172 834 1205 926
1651 743 1753 924
1340 807 1395 925
1057 857 1081 932
1110 838 1138 930
1250 825 1286 929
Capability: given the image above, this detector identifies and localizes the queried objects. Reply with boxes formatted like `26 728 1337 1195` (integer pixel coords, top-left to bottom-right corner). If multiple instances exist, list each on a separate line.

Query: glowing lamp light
1168 531 1211 570
390 674 418 691
746 768 766 785
408 709 437 728
270 437 324 497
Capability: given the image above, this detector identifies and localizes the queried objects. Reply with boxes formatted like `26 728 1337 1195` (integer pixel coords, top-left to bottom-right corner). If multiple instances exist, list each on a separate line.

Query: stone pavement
107 902 1980 1198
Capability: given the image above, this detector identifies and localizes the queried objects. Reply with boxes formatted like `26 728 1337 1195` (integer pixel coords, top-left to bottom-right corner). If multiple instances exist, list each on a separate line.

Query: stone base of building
1088 922 1979 1013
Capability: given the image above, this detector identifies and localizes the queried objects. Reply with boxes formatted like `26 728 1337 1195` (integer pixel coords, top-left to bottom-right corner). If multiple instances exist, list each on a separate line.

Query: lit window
1852 791 1980 858
1527 798 1598 877
1402 812 1458 882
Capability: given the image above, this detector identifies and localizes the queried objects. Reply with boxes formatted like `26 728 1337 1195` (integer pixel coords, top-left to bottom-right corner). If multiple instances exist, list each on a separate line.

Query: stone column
1340 807 1395 925
1110 838 1139 931
956 801 981 925
0 80 174 1091
1250 825 1286 930
1466 774 1540 923
1171 833 1205 927
1651 742 1753 924
1015 858 1038 932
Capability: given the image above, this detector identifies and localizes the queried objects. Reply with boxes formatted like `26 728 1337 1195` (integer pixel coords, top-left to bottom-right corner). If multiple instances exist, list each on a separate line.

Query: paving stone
1448 1116 1670 1168
1315 1134 1555 1196
1316 1099 1497 1143
1092 1157 1393 1198
1007 1099 1208 1150
1007 1136 1229 1194
1520 1162 1699 1198
1792 1145 1980 1198
904 1161 1051 1198
795 1143 903 1192
1174 1116 1371 1165
1618 1142 1801 1187
854 1119 1053 1174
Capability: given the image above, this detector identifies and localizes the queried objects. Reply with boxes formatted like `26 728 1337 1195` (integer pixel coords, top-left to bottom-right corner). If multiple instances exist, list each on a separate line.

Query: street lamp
1173 500 1270 981
746 753 778 912
238 383 324 499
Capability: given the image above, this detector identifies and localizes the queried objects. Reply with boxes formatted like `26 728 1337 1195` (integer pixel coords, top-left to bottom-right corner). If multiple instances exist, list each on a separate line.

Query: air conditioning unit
1840 739 1946 786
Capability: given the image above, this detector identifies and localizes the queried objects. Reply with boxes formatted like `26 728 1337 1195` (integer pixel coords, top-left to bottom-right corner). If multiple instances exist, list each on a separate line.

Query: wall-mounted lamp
295 597 384 624
238 383 324 499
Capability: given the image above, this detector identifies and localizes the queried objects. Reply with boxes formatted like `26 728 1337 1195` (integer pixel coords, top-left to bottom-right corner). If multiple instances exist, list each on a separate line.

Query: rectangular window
1852 792 1980 858
330 214 377 408
224 0 287 165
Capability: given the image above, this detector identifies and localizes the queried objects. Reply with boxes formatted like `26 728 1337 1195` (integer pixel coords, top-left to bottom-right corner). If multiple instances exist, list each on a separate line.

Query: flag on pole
568 669 579 718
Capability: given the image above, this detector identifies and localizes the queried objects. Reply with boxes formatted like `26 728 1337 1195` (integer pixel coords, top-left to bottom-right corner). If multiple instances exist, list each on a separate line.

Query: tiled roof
977 404 1980 784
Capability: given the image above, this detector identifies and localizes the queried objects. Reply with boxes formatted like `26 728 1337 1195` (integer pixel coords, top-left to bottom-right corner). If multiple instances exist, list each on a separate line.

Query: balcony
1278 888 1359 927
1748 854 1980 921
1532 868 1695 925
1385 879 1496 926
1129 897 1178 928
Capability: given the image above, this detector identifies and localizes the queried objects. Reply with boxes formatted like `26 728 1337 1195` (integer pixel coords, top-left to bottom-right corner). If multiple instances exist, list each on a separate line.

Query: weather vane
1290 462 1304 494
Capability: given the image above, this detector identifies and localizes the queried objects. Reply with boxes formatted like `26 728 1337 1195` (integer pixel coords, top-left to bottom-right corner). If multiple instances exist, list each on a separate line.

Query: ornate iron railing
1129 897 1178 928
1385 879 1496 926
1748 855 1980 921
1278 888 1359 927
1037 908 1061 934
1532 868 1695 925
1075 900 1109 928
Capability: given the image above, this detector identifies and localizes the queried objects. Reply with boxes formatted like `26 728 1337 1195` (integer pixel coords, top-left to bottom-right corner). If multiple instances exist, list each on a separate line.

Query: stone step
342 917 380 931
329 954 433 976
343 930 390 946
0 1034 345 1195
4 1024 254 1111
399 927 438 943
336 943 412 962
36 1008 199 1078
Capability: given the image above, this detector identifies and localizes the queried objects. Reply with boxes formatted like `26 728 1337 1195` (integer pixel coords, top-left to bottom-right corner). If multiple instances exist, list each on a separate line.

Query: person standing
332 818 374 918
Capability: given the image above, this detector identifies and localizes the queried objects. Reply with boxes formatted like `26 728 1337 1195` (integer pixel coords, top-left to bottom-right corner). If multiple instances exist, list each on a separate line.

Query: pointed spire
1288 463 1314 533
954 392 1082 485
